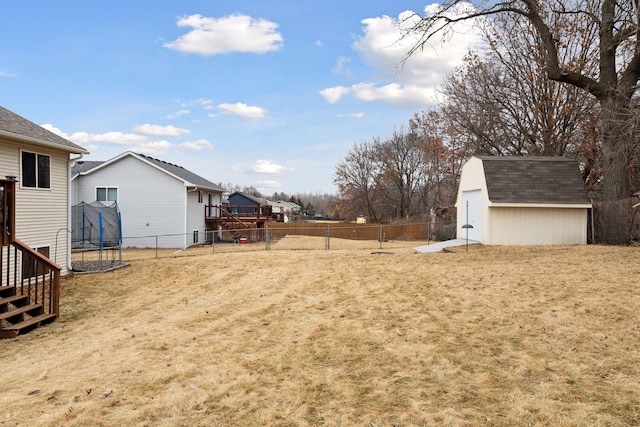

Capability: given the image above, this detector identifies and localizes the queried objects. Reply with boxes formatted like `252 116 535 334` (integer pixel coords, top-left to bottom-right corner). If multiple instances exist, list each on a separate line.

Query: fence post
379 224 383 249
265 226 270 250
155 235 159 259
326 225 330 250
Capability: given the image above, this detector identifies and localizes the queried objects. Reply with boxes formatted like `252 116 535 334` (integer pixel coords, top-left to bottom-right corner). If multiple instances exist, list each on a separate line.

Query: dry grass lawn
1 238 640 426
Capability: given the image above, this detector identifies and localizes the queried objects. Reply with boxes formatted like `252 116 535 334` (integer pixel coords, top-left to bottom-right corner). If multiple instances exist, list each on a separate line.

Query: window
193 230 199 244
21 151 50 189
97 187 118 202
198 191 203 204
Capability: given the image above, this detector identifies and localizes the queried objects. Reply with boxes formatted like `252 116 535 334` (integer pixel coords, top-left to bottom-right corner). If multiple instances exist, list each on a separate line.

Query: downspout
67 153 84 272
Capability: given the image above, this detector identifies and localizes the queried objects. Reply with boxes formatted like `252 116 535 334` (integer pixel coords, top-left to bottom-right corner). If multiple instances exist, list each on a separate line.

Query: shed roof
0 105 87 154
479 156 591 204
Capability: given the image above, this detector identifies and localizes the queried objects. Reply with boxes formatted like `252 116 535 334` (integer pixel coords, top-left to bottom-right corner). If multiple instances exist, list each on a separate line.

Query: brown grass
2 239 640 426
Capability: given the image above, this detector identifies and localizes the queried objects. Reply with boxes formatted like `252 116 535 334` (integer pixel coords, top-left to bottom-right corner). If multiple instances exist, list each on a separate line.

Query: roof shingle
0 105 87 153
479 156 591 204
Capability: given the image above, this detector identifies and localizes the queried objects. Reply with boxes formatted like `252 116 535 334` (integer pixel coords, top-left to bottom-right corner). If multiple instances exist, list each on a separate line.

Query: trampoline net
72 201 121 248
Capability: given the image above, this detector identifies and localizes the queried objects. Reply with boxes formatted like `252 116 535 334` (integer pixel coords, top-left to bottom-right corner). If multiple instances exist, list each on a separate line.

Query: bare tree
405 0 640 243
333 139 383 222
375 128 427 219
409 109 469 214
440 14 602 192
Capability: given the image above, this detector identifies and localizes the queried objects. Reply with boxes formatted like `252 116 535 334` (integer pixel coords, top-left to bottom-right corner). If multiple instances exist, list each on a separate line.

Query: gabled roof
275 200 301 210
72 160 104 176
228 191 266 205
479 156 591 205
73 151 224 192
0 105 87 154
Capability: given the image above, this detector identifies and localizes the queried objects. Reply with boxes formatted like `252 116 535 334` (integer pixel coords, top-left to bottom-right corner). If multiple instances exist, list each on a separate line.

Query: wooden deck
205 204 275 229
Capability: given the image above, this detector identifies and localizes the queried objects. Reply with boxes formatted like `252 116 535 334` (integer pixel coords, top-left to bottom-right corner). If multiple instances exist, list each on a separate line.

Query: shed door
461 190 481 241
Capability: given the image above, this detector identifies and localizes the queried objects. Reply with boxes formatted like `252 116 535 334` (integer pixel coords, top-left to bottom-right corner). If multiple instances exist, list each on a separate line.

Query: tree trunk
599 97 634 244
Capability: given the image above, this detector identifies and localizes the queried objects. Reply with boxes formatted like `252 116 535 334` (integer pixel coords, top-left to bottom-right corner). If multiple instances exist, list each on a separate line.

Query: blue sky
1 1 480 194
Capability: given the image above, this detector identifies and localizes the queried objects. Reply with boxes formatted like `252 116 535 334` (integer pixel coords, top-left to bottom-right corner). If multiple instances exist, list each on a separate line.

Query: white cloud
229 163 245 173
166 109 190 119
218 102 267 119
178 139 212 151
352 82 436 106
255 180 282 189
320 3 482 107
164 14 283 55
134 124 190 137
315 40 325 47
251 159 292 175
135 140 172 156
42 124 148 145
338 112 365 119
0 70 17 78
181 98 213 108
331 56 353 77
319 86 352 104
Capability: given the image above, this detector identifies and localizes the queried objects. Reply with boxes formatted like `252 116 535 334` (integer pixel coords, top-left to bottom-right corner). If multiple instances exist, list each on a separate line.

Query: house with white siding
0 105 88 274
71 151 225 248
456 156 592 245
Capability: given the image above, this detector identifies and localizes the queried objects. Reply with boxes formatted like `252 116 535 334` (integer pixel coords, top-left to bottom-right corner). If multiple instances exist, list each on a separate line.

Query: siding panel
489 207 588 245
2 140 72 273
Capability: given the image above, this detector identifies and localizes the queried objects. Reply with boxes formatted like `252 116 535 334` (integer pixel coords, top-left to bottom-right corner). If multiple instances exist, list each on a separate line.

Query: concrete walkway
414 239 480 253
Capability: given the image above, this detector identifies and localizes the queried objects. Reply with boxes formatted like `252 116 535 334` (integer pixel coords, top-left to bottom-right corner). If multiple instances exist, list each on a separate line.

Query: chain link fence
71 221 456 266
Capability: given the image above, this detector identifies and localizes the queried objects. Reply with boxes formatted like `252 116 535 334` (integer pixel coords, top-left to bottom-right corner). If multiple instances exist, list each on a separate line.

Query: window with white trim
97 187 118 202
21 151 50 189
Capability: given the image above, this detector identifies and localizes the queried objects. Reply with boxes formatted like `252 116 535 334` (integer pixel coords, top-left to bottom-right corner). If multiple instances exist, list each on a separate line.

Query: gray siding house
71 151 224 249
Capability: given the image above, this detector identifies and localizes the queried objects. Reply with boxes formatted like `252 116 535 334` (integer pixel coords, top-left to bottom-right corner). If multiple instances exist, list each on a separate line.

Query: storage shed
456 156 592 245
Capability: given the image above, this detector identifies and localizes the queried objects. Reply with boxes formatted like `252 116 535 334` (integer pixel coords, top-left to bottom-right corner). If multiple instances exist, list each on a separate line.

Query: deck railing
1 239 61 318
205 205 273 222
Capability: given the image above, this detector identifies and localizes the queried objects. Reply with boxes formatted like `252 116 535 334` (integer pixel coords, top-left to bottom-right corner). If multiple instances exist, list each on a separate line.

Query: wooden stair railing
0 239 61 338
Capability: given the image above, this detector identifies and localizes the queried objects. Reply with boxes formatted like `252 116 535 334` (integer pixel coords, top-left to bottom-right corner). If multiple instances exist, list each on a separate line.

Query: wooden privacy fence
216 221 456 244
267 222 432 241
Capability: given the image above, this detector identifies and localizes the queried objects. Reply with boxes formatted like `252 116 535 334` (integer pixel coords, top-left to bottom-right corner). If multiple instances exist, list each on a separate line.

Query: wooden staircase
1 178 61 338
0 285 57 338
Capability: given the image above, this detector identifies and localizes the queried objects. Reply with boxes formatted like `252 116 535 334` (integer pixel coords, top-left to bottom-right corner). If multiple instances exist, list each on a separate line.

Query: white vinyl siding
488 207 588 245
186 191 221 245
1 140 71 274
74 155 187 248
457 156 590 245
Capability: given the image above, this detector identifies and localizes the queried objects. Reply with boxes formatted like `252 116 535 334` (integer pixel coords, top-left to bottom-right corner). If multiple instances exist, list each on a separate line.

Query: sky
1 1 481 195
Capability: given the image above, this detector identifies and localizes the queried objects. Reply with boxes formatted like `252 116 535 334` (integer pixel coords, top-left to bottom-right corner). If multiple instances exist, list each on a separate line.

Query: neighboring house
0 105 88 274
456 156 592 245
266 200 301 222
227 191 266 214
71 151 224 249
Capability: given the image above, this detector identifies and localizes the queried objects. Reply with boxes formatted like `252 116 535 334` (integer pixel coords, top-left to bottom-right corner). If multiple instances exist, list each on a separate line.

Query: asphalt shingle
479 156 591 204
